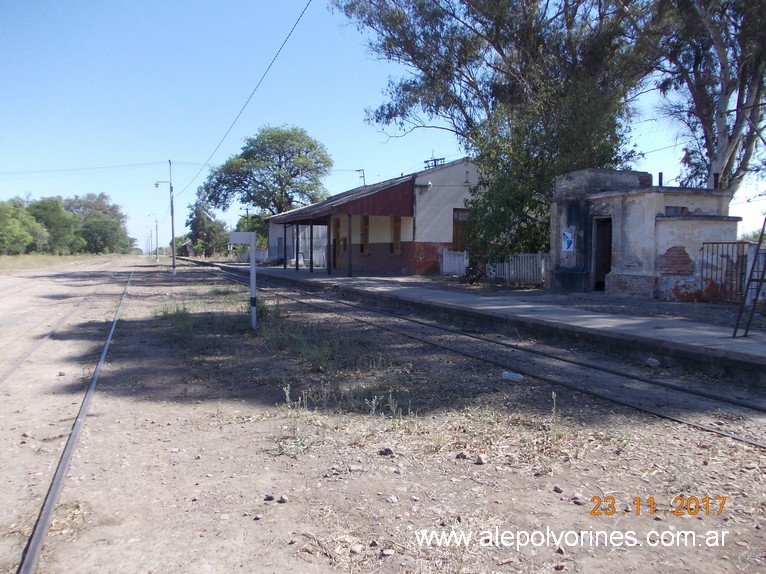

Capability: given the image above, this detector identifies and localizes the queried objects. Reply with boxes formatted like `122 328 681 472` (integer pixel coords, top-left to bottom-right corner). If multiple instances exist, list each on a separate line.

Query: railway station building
548 168 742 300
267 157 478 276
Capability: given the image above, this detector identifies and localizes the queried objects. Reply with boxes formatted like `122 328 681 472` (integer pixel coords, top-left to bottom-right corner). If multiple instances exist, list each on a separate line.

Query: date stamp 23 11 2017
589 495 727 517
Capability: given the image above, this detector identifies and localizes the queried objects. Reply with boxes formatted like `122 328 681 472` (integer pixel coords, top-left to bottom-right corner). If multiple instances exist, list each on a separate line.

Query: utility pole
149 214 159 263
169 160 176 276
155 160 176 276
154 215 159 263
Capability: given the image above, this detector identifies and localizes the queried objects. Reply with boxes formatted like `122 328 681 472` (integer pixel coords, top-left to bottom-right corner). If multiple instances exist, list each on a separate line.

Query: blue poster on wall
562 230 574 252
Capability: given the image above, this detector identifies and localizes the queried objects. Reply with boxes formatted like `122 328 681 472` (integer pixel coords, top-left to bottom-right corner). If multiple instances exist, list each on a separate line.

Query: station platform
222 264 766 386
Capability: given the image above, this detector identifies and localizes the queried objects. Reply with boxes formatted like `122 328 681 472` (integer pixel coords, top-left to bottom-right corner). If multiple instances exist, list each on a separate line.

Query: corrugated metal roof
267 173 415 224
267 157 471 225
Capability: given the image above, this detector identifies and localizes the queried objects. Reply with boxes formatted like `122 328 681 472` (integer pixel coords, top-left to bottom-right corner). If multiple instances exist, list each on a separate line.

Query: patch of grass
258 298 296 349
258 301 374 373
275 384 325 457
156 302 194 347
209 286 236 296
299 338 336 372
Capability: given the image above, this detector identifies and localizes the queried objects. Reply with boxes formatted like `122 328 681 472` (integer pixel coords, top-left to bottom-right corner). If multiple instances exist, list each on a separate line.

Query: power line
175 0 314 198
0 161 167 177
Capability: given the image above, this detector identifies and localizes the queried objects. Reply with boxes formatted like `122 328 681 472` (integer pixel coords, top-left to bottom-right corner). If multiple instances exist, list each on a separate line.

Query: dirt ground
2 258 764 574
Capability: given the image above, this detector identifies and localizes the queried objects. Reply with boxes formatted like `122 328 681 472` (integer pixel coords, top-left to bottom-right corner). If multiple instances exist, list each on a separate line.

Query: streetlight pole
155 214 159 264
148 213 159 263
155 160 176 276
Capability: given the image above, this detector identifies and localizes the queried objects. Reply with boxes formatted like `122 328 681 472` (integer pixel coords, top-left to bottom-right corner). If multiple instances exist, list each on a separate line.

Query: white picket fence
441 249 549 286
441 249 470 276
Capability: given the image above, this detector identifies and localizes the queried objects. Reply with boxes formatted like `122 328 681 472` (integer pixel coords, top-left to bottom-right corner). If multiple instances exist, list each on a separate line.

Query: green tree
236 212 269 250
0 201 32 254
186 202 229 257
739 226 763 242
198 125 333 215
643 0 765 193
27 197 84 254
0 198 48 254
334 0 644 255
64 193 134 253
64 193 128 225
79 216 132 254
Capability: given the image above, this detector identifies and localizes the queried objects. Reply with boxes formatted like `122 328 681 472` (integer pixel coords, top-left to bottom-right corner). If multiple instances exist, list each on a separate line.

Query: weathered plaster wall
549 168 740 300
413 159 476 243
550 198 592 291
555 168 651 195
618 194 656 275
654 218 739 300
347 215 414 244
368 216 390 243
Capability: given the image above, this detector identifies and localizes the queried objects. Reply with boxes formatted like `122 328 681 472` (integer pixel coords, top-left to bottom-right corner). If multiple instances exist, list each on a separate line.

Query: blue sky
1 0 763 251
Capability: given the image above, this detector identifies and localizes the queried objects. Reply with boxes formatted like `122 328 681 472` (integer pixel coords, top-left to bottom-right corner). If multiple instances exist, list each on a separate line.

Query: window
390 216 401 255
452 209 469 251
360 215 369 254
665 206 689 217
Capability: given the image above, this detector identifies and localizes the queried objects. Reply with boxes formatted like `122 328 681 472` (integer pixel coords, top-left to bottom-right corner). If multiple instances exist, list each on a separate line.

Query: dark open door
594 218 612 291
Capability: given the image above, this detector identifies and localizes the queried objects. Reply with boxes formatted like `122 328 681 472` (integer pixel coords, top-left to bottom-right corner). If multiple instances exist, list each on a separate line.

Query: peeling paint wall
654 218 739 300
549 168 741 300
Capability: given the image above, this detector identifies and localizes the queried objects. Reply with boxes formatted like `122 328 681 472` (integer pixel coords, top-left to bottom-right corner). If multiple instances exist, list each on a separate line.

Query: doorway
594 218 612 291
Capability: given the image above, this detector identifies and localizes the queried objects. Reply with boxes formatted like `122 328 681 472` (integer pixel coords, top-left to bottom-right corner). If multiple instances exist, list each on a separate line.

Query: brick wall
657 246 694 276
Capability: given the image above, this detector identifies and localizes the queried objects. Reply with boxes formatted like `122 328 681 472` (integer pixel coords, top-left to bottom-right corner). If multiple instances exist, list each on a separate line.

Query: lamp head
154 182 159 188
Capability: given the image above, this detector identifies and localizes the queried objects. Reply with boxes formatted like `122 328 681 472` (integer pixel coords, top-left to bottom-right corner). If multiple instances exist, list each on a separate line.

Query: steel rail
16 270 134 574
211 266 766 414
205 265 766 450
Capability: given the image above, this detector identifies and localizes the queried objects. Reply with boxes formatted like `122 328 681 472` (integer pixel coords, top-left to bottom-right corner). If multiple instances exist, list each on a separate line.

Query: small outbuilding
548 168 741 300
267 158 478 276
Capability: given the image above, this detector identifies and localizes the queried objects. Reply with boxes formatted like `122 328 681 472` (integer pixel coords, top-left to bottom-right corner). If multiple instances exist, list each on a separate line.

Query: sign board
227 231 257 330
228 231 255 244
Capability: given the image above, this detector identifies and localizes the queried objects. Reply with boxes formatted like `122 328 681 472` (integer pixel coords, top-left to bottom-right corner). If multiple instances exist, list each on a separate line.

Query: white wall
414 159 477 243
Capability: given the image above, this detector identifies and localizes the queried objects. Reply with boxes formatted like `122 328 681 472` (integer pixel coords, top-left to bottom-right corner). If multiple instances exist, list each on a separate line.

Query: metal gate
701 242 750 302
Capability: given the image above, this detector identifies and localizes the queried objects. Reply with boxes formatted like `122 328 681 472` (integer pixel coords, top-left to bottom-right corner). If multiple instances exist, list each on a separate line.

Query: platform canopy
267 174 415 226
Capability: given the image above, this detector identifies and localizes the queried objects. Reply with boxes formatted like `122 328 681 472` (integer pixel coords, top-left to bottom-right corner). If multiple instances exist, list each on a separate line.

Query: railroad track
0 262 134 574
0 259 122 362
208 265 766 450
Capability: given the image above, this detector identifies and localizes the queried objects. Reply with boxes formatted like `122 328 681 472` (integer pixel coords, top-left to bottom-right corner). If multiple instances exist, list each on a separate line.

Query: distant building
179 239 193 257
548 168 741 300
267 158 478 276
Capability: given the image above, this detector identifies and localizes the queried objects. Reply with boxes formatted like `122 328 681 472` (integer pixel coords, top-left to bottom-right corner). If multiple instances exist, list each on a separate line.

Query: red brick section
412 242 448 275
638 173 653 187
657 246 694 276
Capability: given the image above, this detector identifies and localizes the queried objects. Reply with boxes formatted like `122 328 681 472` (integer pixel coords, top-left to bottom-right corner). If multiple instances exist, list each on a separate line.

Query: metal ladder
733 215 766 337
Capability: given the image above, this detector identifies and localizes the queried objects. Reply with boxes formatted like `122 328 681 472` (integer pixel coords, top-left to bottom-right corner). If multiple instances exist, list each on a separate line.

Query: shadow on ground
51 264 764 432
